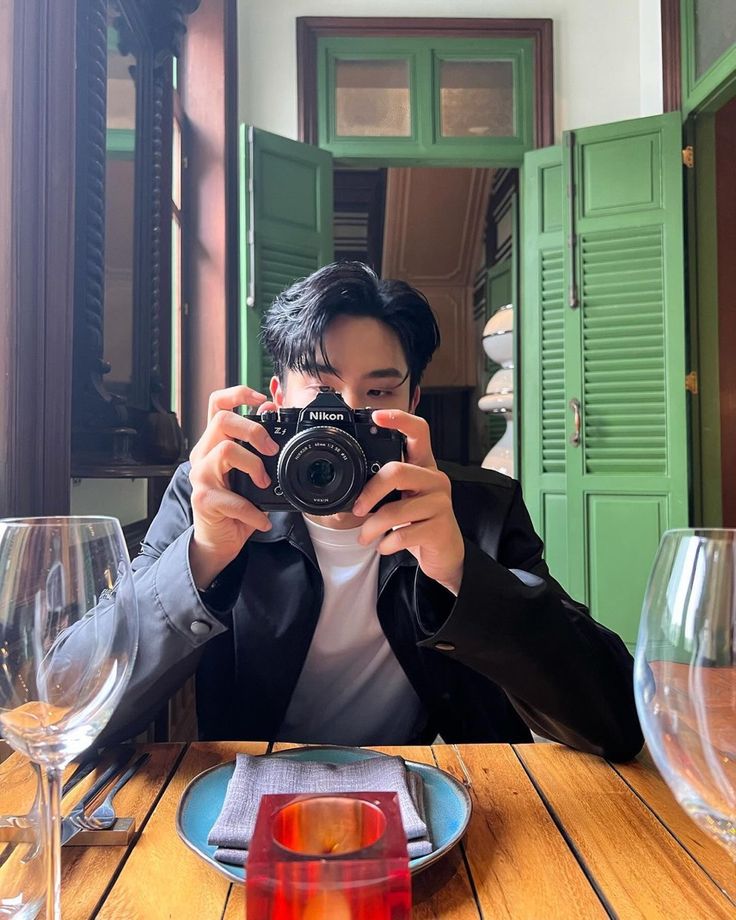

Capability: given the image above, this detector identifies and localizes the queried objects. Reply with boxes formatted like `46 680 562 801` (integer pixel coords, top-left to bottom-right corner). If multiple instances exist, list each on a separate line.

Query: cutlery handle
107 753 150 802
62 744 132 800
61 758 97 799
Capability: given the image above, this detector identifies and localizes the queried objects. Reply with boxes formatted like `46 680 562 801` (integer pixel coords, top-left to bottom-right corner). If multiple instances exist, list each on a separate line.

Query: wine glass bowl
0 516 139 919
634 529 736 862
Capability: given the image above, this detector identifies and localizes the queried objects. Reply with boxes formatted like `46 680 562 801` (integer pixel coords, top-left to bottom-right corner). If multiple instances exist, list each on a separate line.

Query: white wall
639 0 664 117
238 0 663 144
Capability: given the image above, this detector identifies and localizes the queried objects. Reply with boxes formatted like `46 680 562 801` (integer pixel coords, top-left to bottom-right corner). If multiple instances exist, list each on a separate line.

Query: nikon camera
231 388 405 515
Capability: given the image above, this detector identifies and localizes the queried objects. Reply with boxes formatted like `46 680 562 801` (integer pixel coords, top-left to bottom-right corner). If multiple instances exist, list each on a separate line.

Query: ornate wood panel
382 167 493 389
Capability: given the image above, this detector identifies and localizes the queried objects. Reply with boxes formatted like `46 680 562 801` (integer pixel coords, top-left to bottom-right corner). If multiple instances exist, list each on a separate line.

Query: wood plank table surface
1 742 734 918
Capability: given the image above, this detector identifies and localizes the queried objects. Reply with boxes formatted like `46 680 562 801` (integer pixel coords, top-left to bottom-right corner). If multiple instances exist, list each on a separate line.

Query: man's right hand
187 385 280 591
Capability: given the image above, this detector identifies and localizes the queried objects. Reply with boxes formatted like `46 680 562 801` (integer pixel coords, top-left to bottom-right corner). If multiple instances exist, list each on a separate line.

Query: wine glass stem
40 764 63 920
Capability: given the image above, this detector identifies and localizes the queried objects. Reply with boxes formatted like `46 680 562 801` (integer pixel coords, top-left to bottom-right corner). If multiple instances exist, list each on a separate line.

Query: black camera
231 388 405 515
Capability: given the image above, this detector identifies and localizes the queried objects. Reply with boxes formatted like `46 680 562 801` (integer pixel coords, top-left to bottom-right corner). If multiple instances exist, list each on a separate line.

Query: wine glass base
685 805 736 854
0 898 44 919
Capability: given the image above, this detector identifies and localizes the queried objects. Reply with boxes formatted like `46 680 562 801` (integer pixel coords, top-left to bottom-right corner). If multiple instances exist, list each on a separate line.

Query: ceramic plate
175 745 472 883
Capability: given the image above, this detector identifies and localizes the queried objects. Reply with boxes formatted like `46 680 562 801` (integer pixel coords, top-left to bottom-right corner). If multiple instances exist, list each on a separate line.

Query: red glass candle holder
245 791 412 920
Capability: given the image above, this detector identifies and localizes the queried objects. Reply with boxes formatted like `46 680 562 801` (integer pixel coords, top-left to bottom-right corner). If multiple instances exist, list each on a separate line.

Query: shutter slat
582 226 667 474
541 249 565 474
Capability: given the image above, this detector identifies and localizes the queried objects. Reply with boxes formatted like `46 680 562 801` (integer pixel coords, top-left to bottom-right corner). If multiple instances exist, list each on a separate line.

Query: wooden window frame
316 36 534 165
179 0 240 445
297 17 554 151
661 0 682 112
663 0 736 117
0 0 77 517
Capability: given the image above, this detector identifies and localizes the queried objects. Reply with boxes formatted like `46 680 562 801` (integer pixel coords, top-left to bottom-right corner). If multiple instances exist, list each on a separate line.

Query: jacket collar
249 511 302 545
249 511 417 587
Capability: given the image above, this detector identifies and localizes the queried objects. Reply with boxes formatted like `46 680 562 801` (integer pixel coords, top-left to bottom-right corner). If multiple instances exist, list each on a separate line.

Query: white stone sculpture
479 304 514 477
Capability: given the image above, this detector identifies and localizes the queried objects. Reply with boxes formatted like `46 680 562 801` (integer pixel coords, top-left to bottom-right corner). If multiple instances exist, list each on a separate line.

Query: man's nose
340 390 362 409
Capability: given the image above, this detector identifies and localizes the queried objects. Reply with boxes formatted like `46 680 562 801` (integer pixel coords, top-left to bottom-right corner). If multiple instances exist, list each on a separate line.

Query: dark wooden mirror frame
660 0 682 112
72 0 199 474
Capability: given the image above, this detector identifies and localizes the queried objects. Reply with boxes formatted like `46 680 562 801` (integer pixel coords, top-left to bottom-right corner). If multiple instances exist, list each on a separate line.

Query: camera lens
307 458 335 489
277 427 367 515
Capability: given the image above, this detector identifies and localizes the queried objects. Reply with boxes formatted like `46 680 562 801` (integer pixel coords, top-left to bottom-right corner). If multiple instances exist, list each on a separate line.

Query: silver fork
15 751 109 865
78 752 150 831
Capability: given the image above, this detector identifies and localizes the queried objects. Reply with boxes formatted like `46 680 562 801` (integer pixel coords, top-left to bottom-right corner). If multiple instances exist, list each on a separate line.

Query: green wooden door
521 144 569 592
239 126 334 391
522 113 688 645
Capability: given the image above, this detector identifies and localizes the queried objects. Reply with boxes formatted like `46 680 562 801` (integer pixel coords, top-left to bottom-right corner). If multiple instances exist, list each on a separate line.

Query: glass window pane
439 60 514 138
172 117 182 211
171 216 182 422
694 1 736 79
104 7 137 392
335 59 411 137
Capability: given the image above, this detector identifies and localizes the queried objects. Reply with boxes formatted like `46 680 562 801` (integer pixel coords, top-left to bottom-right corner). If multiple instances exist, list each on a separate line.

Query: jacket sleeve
95 463 232 744
413 482 643 762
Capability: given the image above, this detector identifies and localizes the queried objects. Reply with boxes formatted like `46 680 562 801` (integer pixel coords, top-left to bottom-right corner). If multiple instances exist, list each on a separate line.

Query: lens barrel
276 426 367 515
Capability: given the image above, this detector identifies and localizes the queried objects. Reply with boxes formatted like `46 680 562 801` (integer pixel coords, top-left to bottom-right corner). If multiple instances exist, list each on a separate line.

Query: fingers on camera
192 486 270 532
207 385 267 423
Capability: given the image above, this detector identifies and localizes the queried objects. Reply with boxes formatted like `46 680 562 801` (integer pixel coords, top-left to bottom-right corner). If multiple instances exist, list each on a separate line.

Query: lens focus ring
276 427 367 515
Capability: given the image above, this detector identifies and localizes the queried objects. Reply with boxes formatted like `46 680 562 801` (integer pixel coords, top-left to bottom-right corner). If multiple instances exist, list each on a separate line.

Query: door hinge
682 146 694 169
685 370 698 394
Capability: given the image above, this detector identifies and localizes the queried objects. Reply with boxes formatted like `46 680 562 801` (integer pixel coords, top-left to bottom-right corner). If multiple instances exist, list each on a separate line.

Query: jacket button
434 641 456 652
190 620 211 636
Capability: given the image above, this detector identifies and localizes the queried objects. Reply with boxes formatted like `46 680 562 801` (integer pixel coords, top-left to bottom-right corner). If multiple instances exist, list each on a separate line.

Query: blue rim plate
175 745 472 883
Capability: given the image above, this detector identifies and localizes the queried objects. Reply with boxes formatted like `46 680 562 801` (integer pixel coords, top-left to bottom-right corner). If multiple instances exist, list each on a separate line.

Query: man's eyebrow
362 368 406 381
313 363 406 382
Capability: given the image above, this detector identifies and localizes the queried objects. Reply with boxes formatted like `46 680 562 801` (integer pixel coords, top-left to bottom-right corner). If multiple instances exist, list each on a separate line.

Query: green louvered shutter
239 126 334 392
521 145 570 592
565 112 688 644
522 113 687 645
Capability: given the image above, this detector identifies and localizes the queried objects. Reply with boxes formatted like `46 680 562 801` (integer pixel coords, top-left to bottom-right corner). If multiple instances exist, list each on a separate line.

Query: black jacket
104 462 643 761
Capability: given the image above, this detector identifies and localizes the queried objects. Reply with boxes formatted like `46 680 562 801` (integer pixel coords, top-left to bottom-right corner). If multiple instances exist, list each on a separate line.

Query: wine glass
0 517 139 920
0 756 46 919
634 529 736 869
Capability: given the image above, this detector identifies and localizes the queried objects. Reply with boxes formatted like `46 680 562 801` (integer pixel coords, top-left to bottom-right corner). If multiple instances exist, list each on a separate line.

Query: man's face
271 315 418 414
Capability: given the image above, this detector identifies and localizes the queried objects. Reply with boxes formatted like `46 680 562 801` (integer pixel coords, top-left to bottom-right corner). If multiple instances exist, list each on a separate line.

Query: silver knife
62 745 133 800
60 752 132 845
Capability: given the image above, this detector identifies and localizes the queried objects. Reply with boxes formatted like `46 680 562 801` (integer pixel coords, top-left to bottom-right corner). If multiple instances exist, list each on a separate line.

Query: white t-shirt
276 516 426 745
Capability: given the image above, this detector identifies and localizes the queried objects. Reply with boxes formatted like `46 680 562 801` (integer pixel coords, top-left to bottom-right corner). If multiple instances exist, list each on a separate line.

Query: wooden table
1 741 734 918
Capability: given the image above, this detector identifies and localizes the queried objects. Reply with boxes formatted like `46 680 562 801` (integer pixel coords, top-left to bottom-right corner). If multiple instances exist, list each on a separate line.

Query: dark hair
260 261 440 394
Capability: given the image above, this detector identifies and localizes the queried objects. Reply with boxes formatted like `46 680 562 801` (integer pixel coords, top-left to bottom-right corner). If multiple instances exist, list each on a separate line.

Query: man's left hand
352 410 465 596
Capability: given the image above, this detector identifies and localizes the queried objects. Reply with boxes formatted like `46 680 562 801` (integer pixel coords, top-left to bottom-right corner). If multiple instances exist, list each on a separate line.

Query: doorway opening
332 163 518 470
690 92 736 526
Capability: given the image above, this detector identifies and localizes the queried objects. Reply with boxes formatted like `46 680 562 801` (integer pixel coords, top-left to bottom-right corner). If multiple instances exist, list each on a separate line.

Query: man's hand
352 410 465 596
188 385 279 590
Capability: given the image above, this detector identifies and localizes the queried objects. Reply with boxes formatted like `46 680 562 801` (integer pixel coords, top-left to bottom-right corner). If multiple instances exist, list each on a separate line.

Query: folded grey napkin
208 753 433 864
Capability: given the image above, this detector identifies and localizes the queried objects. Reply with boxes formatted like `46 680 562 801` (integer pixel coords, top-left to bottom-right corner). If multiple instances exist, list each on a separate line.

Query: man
106 262 643 760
